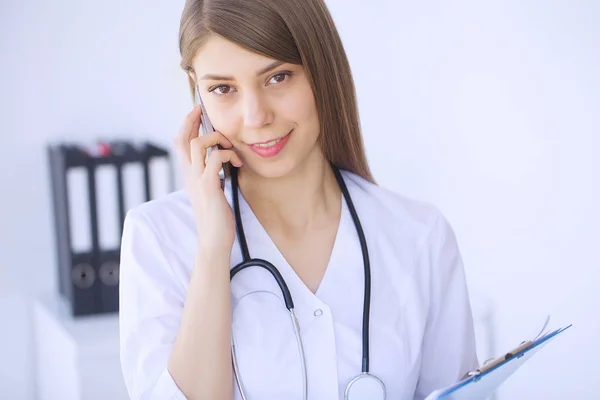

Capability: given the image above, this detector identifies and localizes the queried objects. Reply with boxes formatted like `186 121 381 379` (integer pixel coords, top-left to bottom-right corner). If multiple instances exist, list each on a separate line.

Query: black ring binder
47 140 173 316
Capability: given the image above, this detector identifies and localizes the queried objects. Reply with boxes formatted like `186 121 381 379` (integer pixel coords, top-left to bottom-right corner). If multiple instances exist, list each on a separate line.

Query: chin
240 157 300 180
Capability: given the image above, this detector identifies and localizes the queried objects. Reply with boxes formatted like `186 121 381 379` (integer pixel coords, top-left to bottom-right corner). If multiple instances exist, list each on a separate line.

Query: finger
196 130 234 150
190 131 236 178
204 149 243 178
190 137 206 177
185 105 202 142
174 105 202 163
190 130 234 165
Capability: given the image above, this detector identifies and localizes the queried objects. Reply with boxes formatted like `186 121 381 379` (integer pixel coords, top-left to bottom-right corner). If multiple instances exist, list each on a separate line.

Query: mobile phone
195 86 215 140
195 86 224 179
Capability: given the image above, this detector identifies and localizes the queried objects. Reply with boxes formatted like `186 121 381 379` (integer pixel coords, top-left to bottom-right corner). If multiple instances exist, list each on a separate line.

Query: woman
118 0 479 399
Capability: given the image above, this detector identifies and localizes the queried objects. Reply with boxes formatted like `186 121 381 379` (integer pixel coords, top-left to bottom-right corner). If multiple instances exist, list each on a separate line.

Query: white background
1 0 598 398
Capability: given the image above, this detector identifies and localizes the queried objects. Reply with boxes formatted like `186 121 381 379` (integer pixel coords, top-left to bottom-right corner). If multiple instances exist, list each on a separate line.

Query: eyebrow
200 60 285 81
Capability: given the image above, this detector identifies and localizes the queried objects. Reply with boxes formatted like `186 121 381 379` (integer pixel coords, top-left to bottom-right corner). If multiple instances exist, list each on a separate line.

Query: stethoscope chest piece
344 373 386 400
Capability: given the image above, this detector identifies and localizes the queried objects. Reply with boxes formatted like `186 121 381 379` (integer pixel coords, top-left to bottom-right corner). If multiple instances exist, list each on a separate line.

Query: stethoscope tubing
228 164 375 399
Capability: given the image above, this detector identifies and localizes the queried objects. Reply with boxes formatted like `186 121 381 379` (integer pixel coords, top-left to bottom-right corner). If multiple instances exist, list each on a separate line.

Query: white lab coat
118 169 479 400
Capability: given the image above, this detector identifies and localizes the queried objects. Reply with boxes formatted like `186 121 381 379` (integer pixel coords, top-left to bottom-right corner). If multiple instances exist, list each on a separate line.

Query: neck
237 150 341 234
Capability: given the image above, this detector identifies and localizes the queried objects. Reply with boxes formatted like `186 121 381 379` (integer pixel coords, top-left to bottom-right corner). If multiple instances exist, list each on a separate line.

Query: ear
188 69 197 86
186 69 199 104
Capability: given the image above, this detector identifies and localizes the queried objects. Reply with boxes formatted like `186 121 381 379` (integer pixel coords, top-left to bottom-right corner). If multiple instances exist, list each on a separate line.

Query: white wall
1 0 598 399
330 1 599 397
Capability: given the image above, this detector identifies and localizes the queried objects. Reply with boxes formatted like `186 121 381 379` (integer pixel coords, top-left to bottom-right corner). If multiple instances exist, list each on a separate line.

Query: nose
242 92 273 129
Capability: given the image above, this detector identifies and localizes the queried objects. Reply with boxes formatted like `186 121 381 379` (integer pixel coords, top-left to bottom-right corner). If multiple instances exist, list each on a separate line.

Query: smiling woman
117 1 479 399
178 0 373 181
186 36 320 179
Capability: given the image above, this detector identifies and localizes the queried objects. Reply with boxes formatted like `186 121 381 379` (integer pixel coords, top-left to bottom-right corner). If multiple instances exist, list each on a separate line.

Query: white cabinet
33 295 129 400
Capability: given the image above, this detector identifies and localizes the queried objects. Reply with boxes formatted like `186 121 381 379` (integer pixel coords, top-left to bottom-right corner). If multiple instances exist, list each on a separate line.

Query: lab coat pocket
232 290 305 399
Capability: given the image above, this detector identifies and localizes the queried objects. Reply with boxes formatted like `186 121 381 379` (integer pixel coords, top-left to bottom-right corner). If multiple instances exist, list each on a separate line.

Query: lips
252 136 286 148
248 129 293 158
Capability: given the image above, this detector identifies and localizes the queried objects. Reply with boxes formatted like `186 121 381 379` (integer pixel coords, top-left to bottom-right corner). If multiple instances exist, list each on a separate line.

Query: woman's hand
174 105 243 251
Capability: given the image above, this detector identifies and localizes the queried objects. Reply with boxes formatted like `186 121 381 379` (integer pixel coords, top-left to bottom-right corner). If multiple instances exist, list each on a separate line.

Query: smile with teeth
252 137 283 148
248 130 292 158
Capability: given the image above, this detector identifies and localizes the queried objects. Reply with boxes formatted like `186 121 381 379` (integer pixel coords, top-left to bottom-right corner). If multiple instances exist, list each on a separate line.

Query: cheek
212 105 241 142
300 94 319 125
279 86 320 133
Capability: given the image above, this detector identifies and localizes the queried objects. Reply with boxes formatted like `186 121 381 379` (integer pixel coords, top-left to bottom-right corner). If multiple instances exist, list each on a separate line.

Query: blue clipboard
425 324 572 400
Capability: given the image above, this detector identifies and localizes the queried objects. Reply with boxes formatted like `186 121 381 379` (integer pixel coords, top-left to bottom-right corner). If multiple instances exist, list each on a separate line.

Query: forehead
192 35 278 76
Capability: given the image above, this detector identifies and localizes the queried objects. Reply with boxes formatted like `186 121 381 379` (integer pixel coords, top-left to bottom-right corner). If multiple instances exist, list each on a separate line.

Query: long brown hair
178 0 375 183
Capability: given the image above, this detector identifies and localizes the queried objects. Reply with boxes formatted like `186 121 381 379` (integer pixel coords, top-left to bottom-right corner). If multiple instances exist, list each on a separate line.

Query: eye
209 85 236 96
268 71 293 85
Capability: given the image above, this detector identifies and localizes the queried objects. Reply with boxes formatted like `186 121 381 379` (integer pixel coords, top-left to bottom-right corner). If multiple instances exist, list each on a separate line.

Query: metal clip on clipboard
427 319 573 400
465 314 554 380
466 340 534 381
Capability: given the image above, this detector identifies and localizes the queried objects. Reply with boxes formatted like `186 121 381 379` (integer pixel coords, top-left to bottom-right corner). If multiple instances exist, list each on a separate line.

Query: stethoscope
228 164 386 400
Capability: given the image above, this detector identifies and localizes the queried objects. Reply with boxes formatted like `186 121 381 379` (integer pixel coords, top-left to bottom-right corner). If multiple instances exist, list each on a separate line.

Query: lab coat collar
222 172 354 321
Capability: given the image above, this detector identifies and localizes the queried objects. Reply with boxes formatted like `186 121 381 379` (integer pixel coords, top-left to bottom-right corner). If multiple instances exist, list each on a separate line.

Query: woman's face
191 35 321 179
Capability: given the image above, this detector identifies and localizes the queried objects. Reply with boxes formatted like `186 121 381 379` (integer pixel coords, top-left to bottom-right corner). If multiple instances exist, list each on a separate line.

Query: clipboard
425 322 572 400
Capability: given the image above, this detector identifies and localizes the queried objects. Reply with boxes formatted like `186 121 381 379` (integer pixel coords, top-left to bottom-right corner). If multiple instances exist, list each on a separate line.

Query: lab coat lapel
223 173 358 308
223 177 312 399
224 177 283 301
233 182 350 302
222 173 353 400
